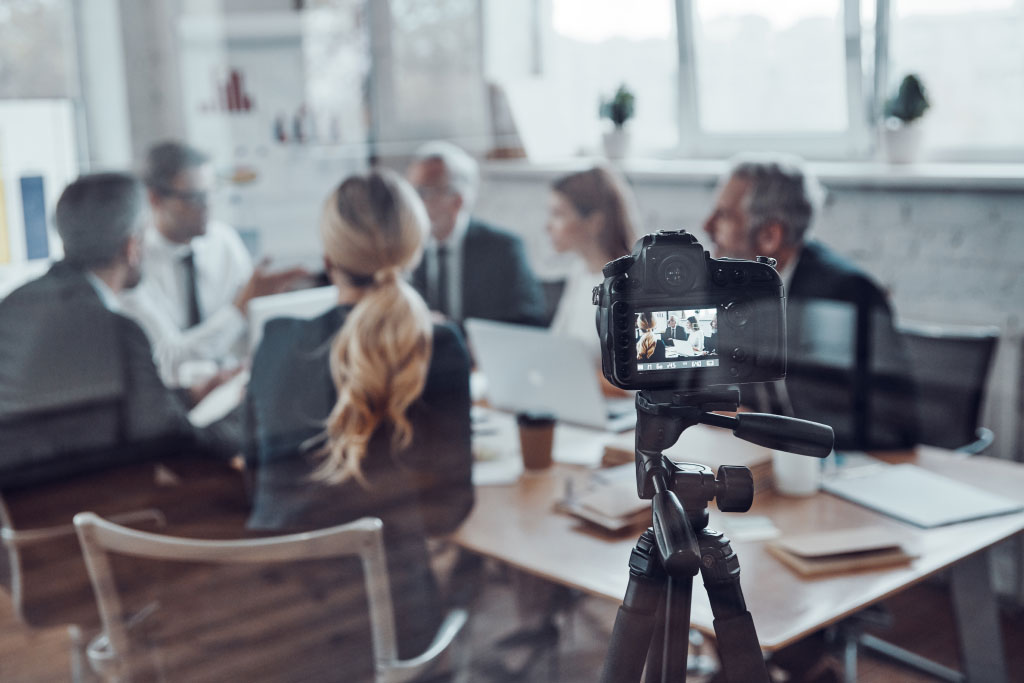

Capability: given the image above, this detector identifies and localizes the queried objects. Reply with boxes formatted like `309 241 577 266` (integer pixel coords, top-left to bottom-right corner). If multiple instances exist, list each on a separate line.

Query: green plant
600 84 636 128
884 74 930 123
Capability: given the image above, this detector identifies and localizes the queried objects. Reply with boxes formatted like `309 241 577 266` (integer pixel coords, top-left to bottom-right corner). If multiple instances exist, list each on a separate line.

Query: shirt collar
430 211 471 251
147 224 194 259
85 271 121 312
778 249 801 293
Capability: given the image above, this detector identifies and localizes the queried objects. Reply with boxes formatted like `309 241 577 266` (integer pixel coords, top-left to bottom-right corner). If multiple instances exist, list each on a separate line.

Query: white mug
772 450 820 496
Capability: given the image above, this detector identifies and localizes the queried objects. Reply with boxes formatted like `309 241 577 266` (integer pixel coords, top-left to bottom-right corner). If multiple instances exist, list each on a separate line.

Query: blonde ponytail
314 169 433 484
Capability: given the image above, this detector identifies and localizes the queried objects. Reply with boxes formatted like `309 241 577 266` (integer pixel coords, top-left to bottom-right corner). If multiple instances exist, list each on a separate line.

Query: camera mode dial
603 255 634 278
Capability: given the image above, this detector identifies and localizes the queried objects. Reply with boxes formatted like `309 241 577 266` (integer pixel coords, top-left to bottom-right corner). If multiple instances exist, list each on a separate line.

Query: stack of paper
766 527 915 576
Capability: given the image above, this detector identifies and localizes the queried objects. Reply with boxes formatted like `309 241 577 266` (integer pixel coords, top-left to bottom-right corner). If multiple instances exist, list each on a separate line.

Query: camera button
731 347 748 362
731 268 747 284
712 268 729 287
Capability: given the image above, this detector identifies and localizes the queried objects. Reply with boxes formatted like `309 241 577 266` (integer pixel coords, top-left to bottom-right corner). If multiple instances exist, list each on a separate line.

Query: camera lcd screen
635 307 719 372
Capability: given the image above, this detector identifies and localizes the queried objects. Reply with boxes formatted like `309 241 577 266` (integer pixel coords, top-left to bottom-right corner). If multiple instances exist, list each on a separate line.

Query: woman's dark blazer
243 304 474 662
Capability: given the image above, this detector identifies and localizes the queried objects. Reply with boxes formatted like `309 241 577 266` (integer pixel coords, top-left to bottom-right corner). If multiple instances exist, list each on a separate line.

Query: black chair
900 321 999 454
826 322 1001 683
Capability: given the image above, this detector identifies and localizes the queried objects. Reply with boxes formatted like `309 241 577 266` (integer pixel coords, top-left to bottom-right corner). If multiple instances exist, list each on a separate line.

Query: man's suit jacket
662 325 686 345
0 263 236 488
783 241 918 450
411 219 546 326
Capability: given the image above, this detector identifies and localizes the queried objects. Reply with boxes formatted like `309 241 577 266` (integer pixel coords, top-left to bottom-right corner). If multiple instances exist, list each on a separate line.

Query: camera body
594 230 786 391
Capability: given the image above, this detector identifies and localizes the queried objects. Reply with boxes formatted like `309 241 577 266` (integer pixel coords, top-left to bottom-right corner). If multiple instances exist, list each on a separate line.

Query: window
483 0 1024 161
887 0 1024 160
484 0 678 159
691 1 850 134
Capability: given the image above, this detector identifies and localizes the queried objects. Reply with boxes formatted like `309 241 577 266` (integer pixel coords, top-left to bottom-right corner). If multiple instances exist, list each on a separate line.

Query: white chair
73 512 467 683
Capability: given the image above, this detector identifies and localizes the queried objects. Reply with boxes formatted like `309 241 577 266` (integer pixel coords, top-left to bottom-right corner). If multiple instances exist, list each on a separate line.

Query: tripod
600 387 834 683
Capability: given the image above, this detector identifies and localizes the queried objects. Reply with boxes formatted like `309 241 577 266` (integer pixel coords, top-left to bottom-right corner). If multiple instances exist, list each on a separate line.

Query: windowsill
482 158 1024 191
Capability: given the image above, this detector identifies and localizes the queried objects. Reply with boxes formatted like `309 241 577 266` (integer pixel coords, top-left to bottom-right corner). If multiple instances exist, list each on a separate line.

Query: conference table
457 411 1024 682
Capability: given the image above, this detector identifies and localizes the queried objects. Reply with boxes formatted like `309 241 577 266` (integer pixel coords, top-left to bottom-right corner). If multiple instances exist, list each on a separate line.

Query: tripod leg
658 576 694 681
600 530 665 683
697 529 770 683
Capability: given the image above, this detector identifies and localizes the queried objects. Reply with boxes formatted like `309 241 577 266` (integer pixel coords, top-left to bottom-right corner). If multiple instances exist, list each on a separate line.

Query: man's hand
234 259 310 314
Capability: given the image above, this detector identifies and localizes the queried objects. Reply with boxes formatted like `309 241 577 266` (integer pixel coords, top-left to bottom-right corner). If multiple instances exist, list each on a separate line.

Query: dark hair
55 173 144 268
143 141 210 191
552 165 638 261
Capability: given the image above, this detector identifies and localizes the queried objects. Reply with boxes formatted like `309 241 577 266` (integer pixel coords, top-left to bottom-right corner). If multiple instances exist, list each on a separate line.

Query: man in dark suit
407 141 546 327
662 316 686 345
703 156 917 452
0 173 239 488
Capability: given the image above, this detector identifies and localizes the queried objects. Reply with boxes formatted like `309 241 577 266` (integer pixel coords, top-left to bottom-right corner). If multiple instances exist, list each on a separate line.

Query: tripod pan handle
652 490 701 577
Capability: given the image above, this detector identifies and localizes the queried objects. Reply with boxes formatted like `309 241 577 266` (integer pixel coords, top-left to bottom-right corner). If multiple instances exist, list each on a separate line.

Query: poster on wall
0 100 75 293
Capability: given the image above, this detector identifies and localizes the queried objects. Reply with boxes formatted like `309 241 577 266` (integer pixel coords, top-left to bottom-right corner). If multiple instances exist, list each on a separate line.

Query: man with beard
0 173 239 487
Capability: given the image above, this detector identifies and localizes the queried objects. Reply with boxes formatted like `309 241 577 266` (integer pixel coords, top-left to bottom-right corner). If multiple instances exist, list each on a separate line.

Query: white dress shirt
120 220 253 386
85 272 121 313
422 212 469 322
549 259 604 362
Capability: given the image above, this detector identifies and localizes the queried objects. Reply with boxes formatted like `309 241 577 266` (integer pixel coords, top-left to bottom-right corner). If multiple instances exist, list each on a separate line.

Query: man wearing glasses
406 141 545 327
121 142 305 387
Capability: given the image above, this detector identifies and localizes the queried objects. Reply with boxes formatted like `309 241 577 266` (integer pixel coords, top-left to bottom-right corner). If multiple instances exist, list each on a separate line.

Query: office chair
827 322 1001 683
900 321 999 454
73 513 468 683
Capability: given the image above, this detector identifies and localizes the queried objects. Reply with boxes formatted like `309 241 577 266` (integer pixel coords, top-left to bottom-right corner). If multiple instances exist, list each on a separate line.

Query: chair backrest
899 321 999 450
74 513 412 683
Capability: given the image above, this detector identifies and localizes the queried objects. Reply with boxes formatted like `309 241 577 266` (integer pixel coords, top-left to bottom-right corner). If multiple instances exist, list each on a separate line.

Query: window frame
673 0 874 160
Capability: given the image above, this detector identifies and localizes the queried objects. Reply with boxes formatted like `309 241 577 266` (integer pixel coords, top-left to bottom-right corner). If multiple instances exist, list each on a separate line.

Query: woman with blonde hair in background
243 169 473 674
636 310 667 363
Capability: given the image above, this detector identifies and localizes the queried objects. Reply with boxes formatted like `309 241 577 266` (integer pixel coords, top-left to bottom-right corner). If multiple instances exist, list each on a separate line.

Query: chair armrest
381 608 468 683
957 427 994 456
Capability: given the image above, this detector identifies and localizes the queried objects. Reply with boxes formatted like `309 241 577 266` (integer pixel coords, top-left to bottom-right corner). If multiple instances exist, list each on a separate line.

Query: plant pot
602 127 631 160
882 118 924 164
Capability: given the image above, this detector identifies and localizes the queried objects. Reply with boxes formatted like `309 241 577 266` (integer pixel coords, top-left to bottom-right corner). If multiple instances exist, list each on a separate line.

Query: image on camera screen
635 307 719 372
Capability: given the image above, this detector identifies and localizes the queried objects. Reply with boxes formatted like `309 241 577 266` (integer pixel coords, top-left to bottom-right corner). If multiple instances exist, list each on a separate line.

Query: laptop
247 285 339 352
464 318 636 432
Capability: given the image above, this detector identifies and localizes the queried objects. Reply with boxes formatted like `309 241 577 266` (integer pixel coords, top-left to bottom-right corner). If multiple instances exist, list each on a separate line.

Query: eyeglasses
414 185 457 202
156 187 210 206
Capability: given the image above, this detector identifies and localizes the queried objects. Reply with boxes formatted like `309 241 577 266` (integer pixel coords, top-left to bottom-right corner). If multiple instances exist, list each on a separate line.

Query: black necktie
182 251 202 328
435 245 450 317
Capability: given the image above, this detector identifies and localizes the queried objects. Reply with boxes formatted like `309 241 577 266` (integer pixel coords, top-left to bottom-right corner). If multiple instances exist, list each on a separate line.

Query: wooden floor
3 571 1022 682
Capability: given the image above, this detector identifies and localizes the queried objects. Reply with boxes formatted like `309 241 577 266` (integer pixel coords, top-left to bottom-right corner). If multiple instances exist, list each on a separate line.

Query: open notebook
822 462 1024 528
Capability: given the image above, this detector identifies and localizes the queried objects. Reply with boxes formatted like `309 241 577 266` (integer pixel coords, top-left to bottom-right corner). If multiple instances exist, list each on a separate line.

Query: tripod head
632 387 834 578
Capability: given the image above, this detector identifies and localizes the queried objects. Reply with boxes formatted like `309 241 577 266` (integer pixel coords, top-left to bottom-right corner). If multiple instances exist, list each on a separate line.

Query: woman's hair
552 165 639 261
636 311 658 359
687 315 699 330
316 169 433 485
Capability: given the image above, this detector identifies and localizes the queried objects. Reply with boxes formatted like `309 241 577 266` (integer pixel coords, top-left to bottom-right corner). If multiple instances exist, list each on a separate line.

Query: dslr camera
594 230 786 391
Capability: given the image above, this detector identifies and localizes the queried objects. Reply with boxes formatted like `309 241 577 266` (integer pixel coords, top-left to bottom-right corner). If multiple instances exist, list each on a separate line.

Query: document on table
188 370 249 428
822 462 1024 528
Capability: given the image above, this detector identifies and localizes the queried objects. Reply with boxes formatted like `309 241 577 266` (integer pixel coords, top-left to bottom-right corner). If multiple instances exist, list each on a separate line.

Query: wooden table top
455 425 1024 651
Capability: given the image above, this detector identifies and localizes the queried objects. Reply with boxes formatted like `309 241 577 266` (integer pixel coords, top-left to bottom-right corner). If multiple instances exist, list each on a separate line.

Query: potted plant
600 84 635 159
881 74 930 164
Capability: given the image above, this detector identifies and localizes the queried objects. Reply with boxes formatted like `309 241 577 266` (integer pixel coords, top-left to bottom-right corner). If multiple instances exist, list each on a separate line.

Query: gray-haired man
0 173 239 487
407 141 546 327
703 155 917 451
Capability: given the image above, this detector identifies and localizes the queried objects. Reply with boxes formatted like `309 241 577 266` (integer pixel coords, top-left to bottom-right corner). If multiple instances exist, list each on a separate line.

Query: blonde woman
243 169 473 667
636 311 667 362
